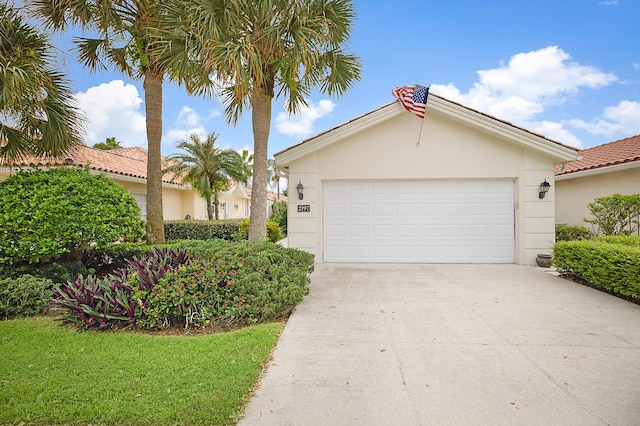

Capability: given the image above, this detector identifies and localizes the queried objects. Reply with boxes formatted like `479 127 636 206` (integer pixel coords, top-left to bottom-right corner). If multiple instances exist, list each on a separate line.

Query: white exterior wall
555 166 640 227
284 108 560 265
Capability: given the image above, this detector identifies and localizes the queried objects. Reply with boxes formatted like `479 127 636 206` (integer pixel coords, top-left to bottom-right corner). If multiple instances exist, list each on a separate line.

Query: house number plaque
297 205 311 213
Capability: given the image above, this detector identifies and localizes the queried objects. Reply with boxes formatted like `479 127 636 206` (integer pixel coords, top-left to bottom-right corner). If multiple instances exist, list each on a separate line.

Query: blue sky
50 0 640 156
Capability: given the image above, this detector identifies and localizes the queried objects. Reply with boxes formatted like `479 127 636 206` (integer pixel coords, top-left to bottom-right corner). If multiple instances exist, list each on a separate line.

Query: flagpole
417 116 425 146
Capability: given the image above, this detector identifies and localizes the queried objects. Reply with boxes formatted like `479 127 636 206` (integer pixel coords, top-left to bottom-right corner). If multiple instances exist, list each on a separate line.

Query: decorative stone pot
536 254 552 268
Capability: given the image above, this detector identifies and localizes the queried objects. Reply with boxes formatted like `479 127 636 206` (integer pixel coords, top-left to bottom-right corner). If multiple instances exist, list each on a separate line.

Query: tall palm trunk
248 85 272 242
144 68 165 244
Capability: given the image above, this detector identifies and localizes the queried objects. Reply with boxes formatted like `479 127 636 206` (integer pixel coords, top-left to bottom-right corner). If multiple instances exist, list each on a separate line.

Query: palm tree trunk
248 85 272 242
207 194 214 220
143 69 165 244
213 193 218 220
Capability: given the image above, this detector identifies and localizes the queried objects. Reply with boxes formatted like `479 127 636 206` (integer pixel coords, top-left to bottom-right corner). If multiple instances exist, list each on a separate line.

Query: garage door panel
349 224 369 237
323 180 514 263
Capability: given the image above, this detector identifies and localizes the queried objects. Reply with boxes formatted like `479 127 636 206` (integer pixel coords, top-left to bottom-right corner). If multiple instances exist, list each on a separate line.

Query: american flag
391 84 429 119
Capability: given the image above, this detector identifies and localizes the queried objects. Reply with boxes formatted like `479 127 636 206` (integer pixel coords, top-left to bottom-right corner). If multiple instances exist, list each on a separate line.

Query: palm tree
159 0 362 241
268 158 284 200
241 149 254 183
164 132 251 220
0 3 84 165
31 0 195 244
93 136 122 150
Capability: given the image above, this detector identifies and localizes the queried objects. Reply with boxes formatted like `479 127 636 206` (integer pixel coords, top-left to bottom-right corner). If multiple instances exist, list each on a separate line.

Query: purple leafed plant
52 248 191 329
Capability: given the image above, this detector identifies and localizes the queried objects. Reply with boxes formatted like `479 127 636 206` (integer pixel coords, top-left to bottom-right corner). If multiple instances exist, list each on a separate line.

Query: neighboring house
217 181 251 220
0 145 288 221
0 145 208 220
555 134 640 227
274 93 579 265
216 183 288 220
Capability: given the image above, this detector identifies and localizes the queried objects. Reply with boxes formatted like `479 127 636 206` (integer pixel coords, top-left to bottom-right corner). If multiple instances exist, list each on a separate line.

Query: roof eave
426 95 579 163
275 95 579 167
275 103 400 165
555 159 640 181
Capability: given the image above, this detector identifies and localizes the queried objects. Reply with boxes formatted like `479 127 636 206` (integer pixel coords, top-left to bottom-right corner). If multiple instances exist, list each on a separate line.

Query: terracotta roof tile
12 145 182 184
558 134 640 175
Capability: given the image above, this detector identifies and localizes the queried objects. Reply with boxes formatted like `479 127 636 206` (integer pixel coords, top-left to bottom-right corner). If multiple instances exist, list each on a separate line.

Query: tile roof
245 186 288 202
11 145 182 184
558 134 640 175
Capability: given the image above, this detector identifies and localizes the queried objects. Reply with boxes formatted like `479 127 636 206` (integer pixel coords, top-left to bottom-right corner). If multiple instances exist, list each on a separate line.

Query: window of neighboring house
129 192 147 220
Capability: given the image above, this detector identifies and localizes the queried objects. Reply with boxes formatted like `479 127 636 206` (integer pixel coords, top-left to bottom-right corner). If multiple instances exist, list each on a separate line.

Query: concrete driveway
238 264 640 425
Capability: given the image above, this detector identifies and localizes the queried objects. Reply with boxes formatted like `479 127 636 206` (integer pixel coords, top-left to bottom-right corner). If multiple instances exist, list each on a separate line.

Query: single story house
0 145 286 221
555 134 640 227
274 92 579 265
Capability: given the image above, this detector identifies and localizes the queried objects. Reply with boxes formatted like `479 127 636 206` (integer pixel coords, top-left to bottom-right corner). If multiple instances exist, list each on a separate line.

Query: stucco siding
285 112 561 265
555 167 640 227
522 151 557 262
278 100 574 265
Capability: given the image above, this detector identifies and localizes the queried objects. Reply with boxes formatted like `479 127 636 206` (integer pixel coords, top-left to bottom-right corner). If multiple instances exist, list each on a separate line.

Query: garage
323 179 515 263
274 92 579 265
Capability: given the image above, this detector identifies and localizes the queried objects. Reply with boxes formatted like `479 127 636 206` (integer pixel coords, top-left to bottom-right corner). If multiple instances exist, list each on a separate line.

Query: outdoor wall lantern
538 179 551 199
296 181 304 200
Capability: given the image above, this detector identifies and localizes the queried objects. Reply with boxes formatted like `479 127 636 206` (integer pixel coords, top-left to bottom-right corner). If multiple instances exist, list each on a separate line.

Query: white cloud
599 0 618 5
430 46 621 146
633 63 640 71
569 100 640 139
275 99 336 138
163 106 207 147
431 46 616 124
531 121 583 148
74 80 146 147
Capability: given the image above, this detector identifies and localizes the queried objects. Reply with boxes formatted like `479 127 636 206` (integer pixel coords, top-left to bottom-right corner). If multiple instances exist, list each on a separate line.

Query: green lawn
0 317 281 425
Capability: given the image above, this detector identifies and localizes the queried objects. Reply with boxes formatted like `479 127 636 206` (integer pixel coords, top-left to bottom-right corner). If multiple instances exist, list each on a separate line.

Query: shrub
0 167 145 265
235 219 250 240
50 239 314 330
235 219 282 243
584 193 640 236
266 221 282 243
0 260 88 284
595 235 640 247
554 240 640 301
0 275 53 320
164 220 240 241
181 239 315 321
139 260 246 329
82 242 177 277
269 200 288 235
555 224 593 242
52 248 191 329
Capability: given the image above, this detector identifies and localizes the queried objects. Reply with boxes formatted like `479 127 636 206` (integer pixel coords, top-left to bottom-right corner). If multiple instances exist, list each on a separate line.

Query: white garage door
323 180 514 263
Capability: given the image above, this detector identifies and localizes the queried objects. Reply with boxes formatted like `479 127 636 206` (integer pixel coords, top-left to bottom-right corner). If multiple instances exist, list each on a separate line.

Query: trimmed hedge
164 220 240 241
554 239 640 301
595 235 640 247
